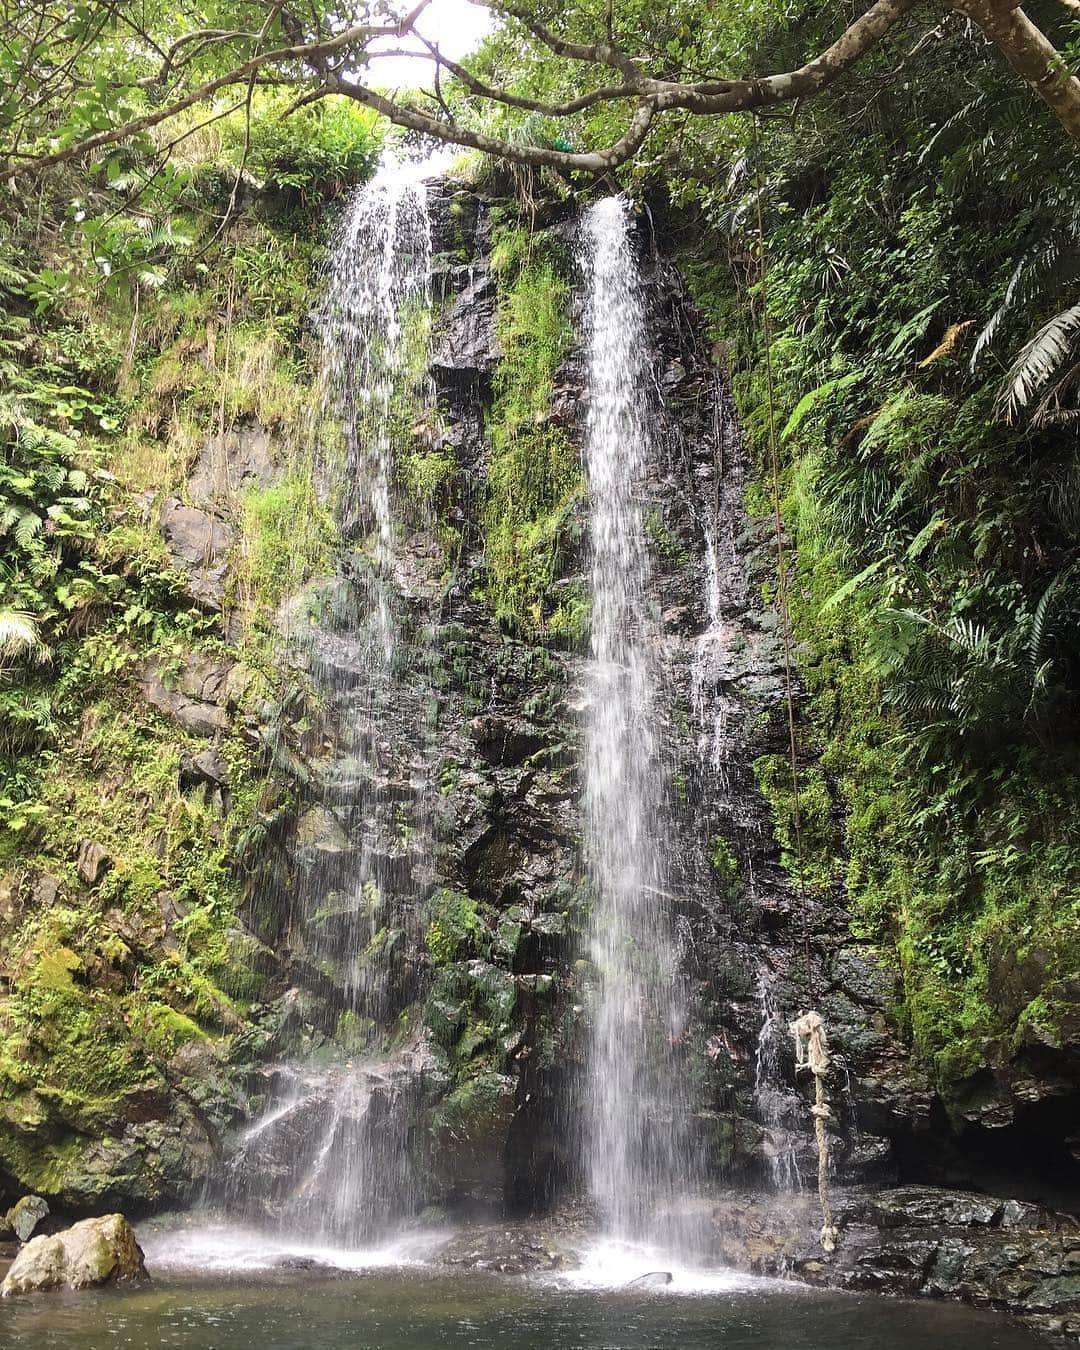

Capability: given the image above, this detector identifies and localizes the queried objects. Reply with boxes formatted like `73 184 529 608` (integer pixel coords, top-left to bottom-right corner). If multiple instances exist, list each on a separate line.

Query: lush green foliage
481 222 587 639
0 89 359 1169
664 3 1080 1098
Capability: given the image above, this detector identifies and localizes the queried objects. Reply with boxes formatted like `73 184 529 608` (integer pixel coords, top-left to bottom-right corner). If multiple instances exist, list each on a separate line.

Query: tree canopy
2 0 1078 193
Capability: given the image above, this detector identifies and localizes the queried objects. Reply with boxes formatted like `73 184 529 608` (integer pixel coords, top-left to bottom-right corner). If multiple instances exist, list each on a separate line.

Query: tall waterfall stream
579 198 700 1251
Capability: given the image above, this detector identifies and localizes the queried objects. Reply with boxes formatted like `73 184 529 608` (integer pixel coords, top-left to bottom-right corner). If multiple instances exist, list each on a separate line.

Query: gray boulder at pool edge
1 1214 147 1296
5 1195 48 1242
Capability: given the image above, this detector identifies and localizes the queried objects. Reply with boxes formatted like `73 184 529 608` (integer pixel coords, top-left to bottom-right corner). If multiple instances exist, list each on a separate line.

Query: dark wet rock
139 654 256 737
76 840 111 887
181 747 230 787
437 1220 576 1274
856 1186 1005 1229
429 1073 517 1211
160 496 233 610
392 531 449 601
467 714 548 766
294 805 349 854
6 1195 49 1242
708 1185 1080 1339
15 1107 221 1217
431 268 498 384
0 1214 147 1297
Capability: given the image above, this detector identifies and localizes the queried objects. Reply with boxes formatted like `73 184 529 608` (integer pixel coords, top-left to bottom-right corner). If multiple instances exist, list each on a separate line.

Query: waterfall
228 161 436 1245
580 197 697 1248
312 162 432 675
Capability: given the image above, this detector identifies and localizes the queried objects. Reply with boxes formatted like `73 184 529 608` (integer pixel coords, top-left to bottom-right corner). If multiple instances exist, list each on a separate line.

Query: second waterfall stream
226 159 438 1247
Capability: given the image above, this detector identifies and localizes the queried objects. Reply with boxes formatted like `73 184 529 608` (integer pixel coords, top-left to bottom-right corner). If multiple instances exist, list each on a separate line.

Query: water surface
0 1267 1048 1349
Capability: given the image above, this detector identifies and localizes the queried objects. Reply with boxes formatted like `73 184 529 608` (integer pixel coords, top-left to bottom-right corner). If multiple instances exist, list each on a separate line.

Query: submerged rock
1 1214 148 1297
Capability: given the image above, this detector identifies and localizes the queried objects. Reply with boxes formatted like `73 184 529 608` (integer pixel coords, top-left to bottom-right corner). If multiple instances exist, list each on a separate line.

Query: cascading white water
309 159 434 1011
230 161 436 1245
312 159 431 676
580 197 696 1247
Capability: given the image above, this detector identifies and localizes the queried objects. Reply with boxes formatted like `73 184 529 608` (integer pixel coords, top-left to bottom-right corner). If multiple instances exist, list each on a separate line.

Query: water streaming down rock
753 969 803 1191
579 197 699 1248
228 162 438 1244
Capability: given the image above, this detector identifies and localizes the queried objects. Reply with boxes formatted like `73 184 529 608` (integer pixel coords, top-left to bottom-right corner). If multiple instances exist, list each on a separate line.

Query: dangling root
790 1010 838 1255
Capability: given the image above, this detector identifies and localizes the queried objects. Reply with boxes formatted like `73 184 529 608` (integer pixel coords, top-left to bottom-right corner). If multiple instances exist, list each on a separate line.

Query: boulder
6 1195 48 1242
0 1214 147 1297
180 747 229 787
76 840 112 888
138 654 253 737
187 422 275 510
30 873 59 908
160 497 233 610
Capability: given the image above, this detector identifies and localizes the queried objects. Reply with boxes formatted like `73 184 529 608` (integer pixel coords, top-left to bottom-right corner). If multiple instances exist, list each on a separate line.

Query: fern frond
1030 357 1080 428
0 608 49 668
996 302 1080 422
12 510 43 549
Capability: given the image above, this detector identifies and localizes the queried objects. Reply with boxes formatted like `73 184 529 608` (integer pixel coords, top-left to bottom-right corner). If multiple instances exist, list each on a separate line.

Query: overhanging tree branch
3 0 1078 182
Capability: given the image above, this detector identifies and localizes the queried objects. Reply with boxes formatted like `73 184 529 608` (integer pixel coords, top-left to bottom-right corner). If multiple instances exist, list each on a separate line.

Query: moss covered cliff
1 64 1078 1221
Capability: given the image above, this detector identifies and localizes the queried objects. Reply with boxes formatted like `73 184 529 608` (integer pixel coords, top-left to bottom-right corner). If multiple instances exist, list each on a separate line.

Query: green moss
239 472 335 612
399 446 456 506
753 754 838 898
708 836 740 901
482 226 584 637
424 889 485 965
682 170 1080 1103
645 508 689 567
138 1002 208 1059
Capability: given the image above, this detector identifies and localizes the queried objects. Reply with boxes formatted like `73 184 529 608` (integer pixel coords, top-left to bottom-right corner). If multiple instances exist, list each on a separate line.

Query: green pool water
0 1267 1048 1349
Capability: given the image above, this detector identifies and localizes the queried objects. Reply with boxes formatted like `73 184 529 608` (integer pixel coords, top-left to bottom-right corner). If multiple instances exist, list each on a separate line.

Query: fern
0 608 49 672
6 510 44 548
996 301 1080 422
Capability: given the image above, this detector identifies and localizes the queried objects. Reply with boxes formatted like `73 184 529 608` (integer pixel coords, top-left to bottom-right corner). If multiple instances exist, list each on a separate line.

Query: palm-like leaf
996 302 1080 422
0 608 49 669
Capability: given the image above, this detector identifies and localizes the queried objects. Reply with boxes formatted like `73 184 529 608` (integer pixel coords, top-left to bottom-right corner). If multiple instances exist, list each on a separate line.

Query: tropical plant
995 301 1080 426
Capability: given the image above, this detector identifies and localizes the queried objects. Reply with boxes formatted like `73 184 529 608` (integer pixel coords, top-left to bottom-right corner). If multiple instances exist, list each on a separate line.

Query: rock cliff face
222 180 944 1213
0 174 1076 1330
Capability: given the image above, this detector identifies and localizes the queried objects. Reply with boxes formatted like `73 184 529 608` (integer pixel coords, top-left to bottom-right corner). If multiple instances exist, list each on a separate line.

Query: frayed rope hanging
790 1011 838 1255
